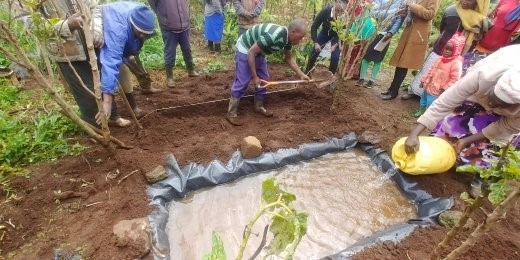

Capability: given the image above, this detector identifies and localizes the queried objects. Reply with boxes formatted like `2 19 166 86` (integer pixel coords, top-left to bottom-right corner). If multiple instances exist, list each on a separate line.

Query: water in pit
167 150 416 259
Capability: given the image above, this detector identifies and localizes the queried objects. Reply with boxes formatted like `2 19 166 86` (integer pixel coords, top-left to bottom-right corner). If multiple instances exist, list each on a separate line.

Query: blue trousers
305 30 340 74
161 29 194 69
420 91 437 108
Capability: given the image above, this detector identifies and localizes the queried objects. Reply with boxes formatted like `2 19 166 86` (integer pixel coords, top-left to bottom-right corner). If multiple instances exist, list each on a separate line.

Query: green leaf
456 164 484 174
488 181 511 205
202 231 226 260
267 210 296 255
266 209 308 258
261 178 296 205
460 192 475 204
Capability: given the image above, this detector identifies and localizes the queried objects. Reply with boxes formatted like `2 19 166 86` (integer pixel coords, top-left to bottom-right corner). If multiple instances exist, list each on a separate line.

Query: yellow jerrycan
391 136 456 175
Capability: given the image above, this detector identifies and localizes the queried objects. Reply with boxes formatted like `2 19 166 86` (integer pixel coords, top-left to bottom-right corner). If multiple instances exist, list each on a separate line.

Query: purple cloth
431 101 501 167
231 51 269 100
161 29 194 69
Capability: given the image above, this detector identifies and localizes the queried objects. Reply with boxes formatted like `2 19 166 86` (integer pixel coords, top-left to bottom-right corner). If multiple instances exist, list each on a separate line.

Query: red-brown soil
1 62 519 259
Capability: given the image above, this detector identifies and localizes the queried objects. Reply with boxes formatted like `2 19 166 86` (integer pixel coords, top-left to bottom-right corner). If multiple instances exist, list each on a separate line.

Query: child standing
415 36 464 117
356 7 406 88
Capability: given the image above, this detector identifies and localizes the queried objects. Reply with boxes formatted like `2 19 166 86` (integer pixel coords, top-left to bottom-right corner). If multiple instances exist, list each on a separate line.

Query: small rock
438 210 476 230
113 218 151 258
241 136 262 159
145 165 168 184
359 130 382 144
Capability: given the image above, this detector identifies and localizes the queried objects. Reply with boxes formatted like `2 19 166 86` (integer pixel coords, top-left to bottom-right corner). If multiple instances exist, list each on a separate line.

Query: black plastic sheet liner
147 133 454 259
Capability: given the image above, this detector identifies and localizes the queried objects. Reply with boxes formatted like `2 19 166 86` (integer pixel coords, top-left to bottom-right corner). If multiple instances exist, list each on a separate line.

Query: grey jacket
204 0 225 16
149 0 190 32
40 0 102 62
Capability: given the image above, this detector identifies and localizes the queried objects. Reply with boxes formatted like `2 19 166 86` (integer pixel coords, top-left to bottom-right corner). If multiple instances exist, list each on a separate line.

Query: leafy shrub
0 84 83 176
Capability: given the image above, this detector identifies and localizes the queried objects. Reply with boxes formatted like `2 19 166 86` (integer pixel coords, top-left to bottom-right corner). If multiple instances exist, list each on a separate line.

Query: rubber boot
186 62 200 77
226 97 242 126
254 97 273 117
125 92 144 118
214 43 221 53
208 40 214 51
165 67 175 88
414 107 426 118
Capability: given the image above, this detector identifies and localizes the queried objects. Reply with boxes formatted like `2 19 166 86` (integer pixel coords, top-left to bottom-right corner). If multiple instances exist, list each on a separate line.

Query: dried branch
75 0 111 144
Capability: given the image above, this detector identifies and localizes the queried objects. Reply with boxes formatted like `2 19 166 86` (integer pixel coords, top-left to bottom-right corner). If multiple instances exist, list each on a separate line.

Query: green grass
0 82 84 183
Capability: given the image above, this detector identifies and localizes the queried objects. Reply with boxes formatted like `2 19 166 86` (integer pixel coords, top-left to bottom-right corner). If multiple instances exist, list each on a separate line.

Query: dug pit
167 150 416 258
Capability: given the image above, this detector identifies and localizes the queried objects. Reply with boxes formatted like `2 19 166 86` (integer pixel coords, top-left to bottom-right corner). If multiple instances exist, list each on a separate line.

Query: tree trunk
76 0 111 145
0 21 127 150
430 193 487 260
444 188 520 260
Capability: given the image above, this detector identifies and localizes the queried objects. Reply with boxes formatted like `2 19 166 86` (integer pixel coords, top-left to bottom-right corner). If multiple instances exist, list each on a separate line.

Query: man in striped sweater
226 19 310 126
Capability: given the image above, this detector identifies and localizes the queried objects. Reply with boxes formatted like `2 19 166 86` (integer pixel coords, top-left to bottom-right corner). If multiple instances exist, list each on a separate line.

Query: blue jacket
100 2 145 95
385 15 404 35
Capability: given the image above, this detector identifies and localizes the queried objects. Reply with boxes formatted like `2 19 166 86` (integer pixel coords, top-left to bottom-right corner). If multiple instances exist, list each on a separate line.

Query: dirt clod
112 218 151 258
439 210 476 230
240 136 263 159
145 165 168 184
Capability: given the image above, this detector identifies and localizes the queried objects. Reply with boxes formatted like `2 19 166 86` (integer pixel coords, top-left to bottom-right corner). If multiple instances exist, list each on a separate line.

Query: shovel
256 71 336 89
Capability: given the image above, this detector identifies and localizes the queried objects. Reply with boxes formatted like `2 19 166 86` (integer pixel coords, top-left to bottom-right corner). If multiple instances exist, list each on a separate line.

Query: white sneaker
109 118 132 128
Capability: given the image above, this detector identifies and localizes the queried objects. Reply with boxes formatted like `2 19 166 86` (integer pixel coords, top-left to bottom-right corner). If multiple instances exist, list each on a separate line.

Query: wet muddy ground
1 50 519 259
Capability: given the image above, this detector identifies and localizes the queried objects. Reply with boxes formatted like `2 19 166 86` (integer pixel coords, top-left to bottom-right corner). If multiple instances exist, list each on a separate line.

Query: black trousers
58 61 120 127
386 67 408 96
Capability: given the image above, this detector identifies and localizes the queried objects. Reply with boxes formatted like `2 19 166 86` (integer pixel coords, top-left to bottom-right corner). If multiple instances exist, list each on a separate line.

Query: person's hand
330 43 338 53
252 76 261 87
314 43 322 52
382 32 392 42
67 13 84 31
420 82 424 88
299 74 311 81
92 30 104 48
245 12 254 19
454 138 471 153
404 135 420 154
95 99 112 125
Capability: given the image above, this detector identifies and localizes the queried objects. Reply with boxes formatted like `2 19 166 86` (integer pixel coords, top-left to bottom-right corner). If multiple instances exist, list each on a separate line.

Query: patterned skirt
430 101 501 167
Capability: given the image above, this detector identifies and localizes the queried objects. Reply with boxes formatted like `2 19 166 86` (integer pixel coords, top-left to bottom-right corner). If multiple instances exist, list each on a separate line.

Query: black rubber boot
125 92 144 118
187 62 200 77
208 41 214 51
165 67 175 88
214 43 221 53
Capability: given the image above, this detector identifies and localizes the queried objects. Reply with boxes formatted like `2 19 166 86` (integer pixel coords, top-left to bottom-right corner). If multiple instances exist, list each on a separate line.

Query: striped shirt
236 23 292 55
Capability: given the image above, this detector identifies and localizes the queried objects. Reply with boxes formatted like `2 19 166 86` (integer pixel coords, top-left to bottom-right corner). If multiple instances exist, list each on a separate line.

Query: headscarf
441 32 466 63
455 0 491 33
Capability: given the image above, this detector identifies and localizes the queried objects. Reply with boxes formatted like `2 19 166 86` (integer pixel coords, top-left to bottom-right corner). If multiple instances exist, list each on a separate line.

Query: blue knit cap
129 5 155 35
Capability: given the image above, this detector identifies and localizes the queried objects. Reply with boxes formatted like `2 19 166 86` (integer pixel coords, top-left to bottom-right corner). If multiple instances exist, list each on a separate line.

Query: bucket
392 136 456 175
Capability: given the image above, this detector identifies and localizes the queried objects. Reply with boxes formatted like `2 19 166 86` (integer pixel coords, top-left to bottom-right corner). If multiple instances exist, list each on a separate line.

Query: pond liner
147 133 454 259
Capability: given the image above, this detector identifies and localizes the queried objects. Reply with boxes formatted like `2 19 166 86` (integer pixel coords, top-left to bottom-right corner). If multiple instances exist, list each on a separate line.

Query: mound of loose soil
1 63 518 259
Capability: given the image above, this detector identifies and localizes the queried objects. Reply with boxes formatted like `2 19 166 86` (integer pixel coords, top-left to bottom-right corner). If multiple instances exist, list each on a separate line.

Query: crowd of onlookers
36 0 520 182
